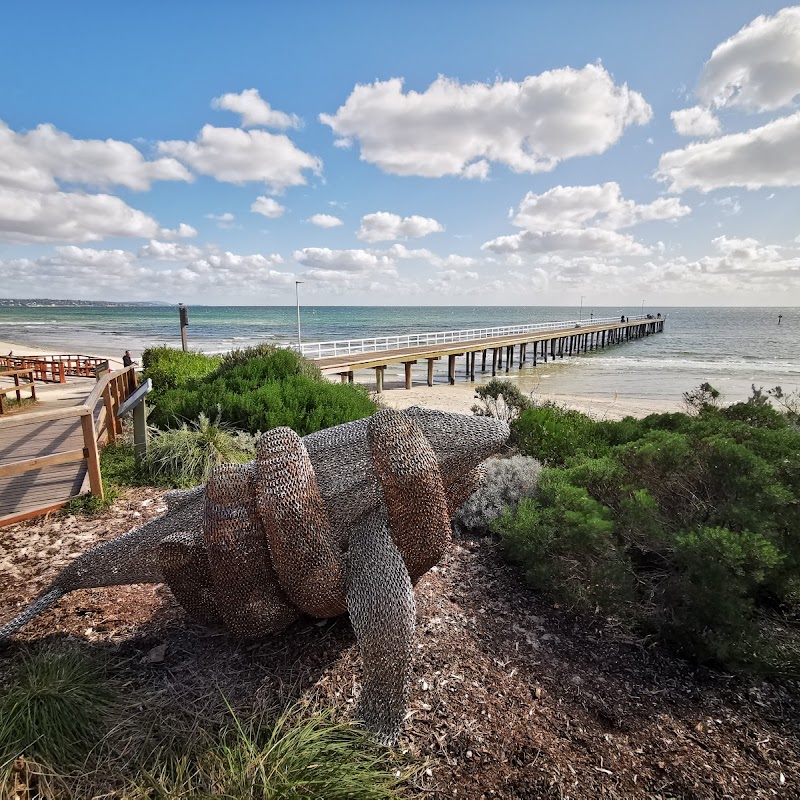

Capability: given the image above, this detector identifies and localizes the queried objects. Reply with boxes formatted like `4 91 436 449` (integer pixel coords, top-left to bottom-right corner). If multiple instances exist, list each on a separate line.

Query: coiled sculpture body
0 407 509 744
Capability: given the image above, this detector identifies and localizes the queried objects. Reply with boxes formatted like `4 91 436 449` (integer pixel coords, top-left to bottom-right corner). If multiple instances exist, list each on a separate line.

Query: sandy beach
377 380 682 419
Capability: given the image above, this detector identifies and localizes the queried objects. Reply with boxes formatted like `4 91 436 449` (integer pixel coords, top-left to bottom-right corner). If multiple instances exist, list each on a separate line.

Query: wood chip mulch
1 489 798 799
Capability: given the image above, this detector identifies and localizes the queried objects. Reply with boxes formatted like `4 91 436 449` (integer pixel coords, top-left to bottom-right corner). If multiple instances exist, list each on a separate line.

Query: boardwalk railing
0 369 37 414
0 366 137 526
0 354 111 383
299 315 651 359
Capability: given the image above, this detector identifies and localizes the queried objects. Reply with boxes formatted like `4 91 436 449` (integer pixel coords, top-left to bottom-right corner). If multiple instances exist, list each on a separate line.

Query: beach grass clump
135 707 407 799
0 646 114 771
141 412 256 487
145 345 377 436
494 385 800 674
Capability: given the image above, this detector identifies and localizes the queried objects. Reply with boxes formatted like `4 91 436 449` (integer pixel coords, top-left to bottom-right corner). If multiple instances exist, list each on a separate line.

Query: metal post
133 401 148 463
580 295 584 323
295 281 304 350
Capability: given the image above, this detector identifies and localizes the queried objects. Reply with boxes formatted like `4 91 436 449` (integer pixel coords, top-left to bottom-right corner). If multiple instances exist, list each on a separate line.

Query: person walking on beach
122 350 138 367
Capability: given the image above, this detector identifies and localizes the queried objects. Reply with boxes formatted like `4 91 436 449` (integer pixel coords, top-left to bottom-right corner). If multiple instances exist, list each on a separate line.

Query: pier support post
427 358 436 387
374 366 385 393
448 354 456 385
491 348 497 376
403 360 416 390
543 340 547 363
348 371 354 383
470 352 475 381
481 349 487 371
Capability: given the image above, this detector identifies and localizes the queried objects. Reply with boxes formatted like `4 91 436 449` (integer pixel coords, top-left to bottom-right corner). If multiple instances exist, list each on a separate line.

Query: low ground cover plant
492 386 800 674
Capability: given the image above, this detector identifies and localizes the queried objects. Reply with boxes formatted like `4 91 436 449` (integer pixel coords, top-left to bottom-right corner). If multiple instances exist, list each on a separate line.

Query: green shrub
142 347 221 403
145 346 377 436
515 403 607 466
497 386 800 673
471 378 531 425
496 471 635 614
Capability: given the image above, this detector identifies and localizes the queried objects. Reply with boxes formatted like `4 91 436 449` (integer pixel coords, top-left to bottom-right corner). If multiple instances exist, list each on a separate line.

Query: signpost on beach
179 303 189 351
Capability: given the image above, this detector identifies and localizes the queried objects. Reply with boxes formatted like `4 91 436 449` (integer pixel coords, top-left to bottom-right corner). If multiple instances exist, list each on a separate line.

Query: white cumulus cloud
357 212 444 242
0 244 292 301
308 213 344 228
697 6 800 112
251 196 286 218
671 106 721 137
658 112 800 192
159 125 321 192
211 88 300 128
0 186 193 244
0 120 192 193
512 183 689 232
320 65 651 178
482 227 650 257
293 247 395 273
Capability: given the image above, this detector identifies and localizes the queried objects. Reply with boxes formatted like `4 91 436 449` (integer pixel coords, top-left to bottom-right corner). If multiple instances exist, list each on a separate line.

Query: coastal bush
514 403 608 466
495 386 800 673
142 347 221 403
471 378 531 425
454 455 542 535
145 346 377 435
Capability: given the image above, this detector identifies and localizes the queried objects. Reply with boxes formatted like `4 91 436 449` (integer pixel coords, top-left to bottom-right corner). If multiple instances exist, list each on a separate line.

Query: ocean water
1 305 797 406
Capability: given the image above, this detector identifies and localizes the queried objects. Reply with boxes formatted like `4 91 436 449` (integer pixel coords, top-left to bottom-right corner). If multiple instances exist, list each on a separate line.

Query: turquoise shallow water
1 305 797 406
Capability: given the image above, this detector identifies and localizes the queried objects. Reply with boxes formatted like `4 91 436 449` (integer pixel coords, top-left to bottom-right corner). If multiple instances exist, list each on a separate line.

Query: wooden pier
306 316 665 392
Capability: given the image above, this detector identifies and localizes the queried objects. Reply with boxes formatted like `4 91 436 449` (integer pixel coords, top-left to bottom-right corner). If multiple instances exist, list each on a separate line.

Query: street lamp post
641 300 644 317
579 295 585 323
295 281 304 350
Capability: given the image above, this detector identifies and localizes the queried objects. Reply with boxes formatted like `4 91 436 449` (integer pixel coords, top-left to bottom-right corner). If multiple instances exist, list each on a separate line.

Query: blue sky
1 1 798 305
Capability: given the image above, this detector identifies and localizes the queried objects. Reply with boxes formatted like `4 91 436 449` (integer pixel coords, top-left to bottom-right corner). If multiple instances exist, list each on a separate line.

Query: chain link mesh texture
1 407 509 744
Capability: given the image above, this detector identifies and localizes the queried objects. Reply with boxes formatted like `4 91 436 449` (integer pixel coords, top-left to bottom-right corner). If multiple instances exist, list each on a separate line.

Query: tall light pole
641 300 644 317
579 295 585 323
295 281 304 350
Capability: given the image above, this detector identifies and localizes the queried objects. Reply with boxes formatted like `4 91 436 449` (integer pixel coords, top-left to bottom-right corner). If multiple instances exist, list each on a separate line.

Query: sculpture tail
0 588 65 641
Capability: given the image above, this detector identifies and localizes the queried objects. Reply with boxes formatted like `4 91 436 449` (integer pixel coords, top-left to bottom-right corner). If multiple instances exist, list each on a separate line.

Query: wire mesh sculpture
0 407 509 744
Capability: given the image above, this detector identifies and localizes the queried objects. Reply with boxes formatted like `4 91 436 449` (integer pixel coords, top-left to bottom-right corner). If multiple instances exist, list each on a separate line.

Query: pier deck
309 316 665 392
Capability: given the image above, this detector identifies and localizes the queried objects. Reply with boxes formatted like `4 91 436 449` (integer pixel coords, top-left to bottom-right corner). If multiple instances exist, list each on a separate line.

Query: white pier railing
299 315 651 359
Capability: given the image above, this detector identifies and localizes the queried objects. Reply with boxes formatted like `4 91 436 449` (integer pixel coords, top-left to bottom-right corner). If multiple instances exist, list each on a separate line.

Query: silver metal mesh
0 407 509 743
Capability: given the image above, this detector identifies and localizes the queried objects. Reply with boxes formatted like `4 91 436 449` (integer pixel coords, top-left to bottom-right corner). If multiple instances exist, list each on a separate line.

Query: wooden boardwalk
311 317 665 391
0 367 137 526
